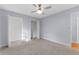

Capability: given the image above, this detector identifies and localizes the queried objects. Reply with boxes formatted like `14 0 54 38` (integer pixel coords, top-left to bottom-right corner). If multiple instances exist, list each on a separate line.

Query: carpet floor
0 39 79 55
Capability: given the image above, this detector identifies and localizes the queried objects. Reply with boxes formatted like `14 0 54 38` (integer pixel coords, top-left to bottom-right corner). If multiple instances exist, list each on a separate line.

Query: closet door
71 12 79 48
77 16 79 43
71 14 77 43
8 15 23 44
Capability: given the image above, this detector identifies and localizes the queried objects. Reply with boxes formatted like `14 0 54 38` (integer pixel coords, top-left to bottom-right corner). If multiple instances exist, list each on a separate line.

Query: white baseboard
42 37 70 47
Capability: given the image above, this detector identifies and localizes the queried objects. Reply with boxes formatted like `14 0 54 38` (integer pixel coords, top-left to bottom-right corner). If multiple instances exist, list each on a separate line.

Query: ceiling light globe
36 10 43 14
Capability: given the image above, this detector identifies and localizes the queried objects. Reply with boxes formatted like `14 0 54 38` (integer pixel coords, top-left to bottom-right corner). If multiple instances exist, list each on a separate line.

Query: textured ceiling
0 4 78 18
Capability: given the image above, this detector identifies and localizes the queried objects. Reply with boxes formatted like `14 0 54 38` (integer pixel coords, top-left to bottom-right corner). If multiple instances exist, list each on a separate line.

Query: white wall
40 13 70 46
40 6 79 46
0 10 8 47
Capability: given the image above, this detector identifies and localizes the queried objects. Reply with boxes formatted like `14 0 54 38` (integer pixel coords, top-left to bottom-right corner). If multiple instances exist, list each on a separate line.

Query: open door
31 20 40 39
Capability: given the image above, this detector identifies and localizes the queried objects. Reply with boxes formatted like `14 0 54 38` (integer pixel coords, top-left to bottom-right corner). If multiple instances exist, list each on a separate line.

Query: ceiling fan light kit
36 10 43 14
32 4 52 15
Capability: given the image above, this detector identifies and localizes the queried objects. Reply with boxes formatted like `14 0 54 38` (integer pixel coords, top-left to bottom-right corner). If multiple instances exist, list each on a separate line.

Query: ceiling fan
31 4 52 15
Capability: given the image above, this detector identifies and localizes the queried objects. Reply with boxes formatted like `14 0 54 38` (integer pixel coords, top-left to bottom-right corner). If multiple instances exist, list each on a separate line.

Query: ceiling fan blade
44 6 52 9
33 4 37 7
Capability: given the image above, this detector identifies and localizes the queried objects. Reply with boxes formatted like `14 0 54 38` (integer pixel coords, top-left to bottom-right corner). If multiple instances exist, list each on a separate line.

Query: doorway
31 20 37 39
31 20 40 39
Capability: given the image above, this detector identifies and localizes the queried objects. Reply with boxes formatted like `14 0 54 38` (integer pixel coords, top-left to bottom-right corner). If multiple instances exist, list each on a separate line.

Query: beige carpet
0 39 79 55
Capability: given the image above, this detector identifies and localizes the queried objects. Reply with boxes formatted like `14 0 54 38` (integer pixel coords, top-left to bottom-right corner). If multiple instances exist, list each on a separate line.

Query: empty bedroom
0 4 79 55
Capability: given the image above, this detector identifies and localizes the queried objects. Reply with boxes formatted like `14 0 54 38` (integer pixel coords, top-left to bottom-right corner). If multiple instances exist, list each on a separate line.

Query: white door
8 15 23 46
71 13 77 44
77 16 79 43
